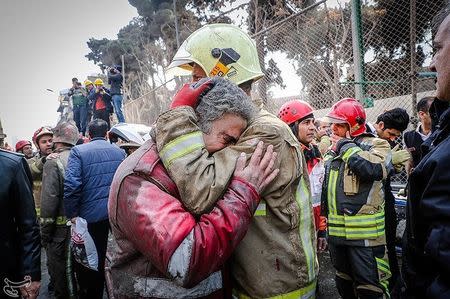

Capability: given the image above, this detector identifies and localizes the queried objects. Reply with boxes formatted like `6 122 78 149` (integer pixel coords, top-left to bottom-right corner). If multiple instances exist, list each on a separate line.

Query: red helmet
15 140 31 152
325 98 366 137
278 100 314 125
32 126 53 145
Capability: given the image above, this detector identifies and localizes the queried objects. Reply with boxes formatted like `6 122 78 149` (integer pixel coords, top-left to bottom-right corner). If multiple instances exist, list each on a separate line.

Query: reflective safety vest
324 139 387 246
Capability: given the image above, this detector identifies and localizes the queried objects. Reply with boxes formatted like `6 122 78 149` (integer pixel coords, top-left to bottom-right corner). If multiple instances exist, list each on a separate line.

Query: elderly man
106 77 279 298
403 5 450 299
154 23 317 299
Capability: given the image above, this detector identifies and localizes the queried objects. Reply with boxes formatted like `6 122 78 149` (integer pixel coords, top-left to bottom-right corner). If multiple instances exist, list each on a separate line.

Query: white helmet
167 24 264 85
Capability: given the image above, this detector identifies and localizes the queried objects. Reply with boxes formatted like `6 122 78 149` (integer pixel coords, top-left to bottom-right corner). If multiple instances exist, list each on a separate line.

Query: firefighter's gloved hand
392 145 410 166
392 145 410 173
170 78 214 109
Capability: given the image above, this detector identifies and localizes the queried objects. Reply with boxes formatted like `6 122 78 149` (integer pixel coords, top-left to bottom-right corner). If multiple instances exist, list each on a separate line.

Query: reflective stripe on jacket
106 140 263 298
155 107 318 298
322 135 390 247
27 153 45 217
40 147 71 245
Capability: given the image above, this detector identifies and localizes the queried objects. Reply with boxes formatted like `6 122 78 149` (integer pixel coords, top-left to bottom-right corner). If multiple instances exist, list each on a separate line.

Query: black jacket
404 105 450 298
107 71 123 95
0 150 41 284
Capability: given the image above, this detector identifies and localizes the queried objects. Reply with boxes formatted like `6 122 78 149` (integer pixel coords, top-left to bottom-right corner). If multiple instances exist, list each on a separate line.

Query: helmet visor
321 116 348 124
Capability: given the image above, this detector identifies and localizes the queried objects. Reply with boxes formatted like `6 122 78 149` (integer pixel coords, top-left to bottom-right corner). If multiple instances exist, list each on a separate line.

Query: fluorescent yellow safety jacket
322 134 391 247
155 107 318 298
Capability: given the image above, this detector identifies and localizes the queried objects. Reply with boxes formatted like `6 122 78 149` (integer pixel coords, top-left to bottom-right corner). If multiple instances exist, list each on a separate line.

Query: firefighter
322 98 391 299
40 121 79 299
15 140 34 159
278 100 327 251
28 126 54 217
153 24 318 297
106 77 279 298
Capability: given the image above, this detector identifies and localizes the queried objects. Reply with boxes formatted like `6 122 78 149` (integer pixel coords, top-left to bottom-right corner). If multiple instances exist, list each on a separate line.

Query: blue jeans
73 104 88 135
112 94 125 123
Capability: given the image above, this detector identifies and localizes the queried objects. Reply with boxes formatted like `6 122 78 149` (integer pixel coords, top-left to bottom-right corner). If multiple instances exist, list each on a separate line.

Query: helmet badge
209 48 241 79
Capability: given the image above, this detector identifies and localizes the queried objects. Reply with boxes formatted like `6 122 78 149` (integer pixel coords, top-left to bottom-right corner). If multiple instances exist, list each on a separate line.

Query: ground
38 249 339 298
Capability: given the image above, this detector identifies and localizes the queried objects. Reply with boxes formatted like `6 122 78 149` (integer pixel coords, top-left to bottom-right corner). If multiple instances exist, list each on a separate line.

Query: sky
0 0 138 147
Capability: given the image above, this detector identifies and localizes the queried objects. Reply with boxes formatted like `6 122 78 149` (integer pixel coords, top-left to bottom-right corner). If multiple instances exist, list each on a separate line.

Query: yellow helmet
84 79 93 87
94 78 104 86
167 24 264 85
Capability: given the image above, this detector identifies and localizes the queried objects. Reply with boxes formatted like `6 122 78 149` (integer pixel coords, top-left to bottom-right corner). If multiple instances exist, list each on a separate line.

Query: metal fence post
351 0 369 107
410 0 418 126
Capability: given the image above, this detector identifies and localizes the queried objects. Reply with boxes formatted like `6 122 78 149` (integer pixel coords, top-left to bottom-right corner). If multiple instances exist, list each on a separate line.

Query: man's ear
378 121 385 131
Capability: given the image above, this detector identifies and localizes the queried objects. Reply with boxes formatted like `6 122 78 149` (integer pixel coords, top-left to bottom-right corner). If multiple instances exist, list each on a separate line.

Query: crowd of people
1 4 450 299
68 65 125 134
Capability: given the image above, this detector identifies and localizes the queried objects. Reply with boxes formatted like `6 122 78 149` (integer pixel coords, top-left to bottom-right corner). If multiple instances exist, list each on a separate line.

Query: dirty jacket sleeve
155 107 294 216
336 137 390 182
116 173 260 287
27 155 45 181
40 159 61 245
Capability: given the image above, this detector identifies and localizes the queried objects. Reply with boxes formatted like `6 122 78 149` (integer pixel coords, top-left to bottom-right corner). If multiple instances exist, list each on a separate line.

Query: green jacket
69 87 87 107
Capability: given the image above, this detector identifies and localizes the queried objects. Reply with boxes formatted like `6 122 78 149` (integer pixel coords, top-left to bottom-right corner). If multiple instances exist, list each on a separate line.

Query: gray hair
195 77 255 133
432 3 450 37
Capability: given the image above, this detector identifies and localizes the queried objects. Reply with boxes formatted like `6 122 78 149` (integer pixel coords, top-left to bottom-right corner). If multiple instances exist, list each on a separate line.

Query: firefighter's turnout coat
322 134 390 247
154 107 318 298
106 140 262 298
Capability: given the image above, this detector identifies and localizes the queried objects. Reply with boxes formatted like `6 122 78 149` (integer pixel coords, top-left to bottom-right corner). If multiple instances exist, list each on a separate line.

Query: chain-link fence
124 0 443 184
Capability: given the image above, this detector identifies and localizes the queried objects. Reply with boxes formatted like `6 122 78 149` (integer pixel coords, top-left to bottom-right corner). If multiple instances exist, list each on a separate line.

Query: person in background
278 100 327 252
90 79 113 129
403 5 450 298
322 98 391 299
64 119 125 299
28 126 54 218
40 122 79 299
403 97 434 173
367 108 410 297
107 65 125 123
315 119 332 155
0 148 41 299
68 79 88 136
15 140 34 159
84 79 95 125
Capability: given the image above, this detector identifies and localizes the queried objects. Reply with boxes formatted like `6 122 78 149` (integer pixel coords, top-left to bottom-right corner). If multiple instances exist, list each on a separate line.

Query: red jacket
303 144 327 236
106 140 260 298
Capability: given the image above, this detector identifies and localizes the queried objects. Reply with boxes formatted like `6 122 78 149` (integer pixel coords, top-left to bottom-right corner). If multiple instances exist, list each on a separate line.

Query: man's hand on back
234 141 279 194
